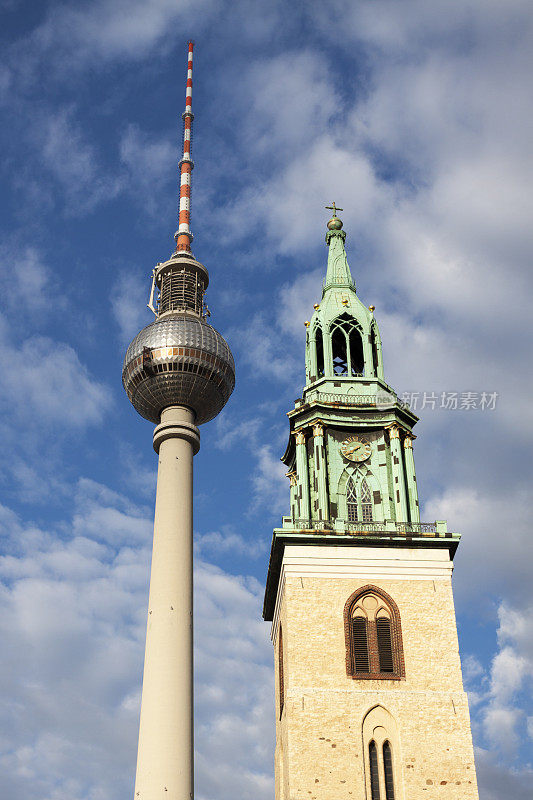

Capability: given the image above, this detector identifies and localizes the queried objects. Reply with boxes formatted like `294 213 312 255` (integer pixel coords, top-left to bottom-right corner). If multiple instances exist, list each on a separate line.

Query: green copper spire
323 204 355 293
305 208 384 385
262 203 457 625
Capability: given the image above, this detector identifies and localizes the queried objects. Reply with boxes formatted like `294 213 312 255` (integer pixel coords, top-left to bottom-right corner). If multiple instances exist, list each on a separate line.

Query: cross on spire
325 202 343 217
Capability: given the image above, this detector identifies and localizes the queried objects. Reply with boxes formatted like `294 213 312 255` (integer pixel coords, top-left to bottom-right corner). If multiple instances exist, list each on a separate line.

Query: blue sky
0 1 532 798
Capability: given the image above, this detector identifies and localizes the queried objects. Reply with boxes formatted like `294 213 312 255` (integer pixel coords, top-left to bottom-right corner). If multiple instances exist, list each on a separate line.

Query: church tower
263 207 478 800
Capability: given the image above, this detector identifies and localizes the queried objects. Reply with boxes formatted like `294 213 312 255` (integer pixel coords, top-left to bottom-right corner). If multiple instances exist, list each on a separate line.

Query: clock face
340 436 371 462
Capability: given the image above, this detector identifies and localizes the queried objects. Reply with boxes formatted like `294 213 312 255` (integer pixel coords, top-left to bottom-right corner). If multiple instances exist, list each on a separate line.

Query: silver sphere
123 313 235 425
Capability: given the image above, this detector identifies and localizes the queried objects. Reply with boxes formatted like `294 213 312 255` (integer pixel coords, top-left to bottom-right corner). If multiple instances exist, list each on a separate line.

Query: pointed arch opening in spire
331 325 348 375
330 314 364 377
315 325 324 378
370 325 379 375
349 327 364 374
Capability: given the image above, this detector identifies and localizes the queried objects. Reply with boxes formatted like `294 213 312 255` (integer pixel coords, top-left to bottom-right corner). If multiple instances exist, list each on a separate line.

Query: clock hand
344 444 362 455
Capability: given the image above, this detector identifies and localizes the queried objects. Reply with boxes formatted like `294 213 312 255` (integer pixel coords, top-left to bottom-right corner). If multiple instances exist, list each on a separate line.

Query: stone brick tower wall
272 548 478 799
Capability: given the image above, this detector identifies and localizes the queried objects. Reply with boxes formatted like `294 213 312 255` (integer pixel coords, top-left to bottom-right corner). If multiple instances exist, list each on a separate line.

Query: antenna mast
175 41 195 253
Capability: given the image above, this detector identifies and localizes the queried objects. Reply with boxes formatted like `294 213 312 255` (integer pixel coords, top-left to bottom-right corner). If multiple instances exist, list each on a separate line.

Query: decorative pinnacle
325 201 343 231
174 42 195 254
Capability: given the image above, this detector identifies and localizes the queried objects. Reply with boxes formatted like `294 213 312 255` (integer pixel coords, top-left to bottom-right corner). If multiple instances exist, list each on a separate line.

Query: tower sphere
327 215 343 230
123 313 235 425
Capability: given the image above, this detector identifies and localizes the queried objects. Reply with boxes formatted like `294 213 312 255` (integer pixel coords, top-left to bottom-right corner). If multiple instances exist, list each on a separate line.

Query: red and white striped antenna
175 41 195 253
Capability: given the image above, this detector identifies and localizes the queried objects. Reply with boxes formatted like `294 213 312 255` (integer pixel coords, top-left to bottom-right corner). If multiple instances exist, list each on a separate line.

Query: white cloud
213 415 262 452
119 124 176 216
475 746 533 800
195 527 266 559
423 487 531 607
111 270 152 348
0 246 56 314
0 318 112 428
38 106 122 213
29 0 213 65
0 486 274 800
463 601 533 756
242 51 338 156
250 444 287 515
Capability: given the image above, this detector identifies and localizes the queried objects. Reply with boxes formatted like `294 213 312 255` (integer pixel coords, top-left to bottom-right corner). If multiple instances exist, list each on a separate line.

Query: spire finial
325 202 343 216
323 200 353 291
325 201 343 231
174 42 195 253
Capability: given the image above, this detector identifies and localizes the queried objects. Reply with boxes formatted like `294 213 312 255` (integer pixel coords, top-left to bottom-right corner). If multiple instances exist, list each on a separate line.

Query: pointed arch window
344 586 405 680
370 325 380 376
369 741 381 800
360 479 373 522
363 707 401 800
315 326 324 378
346 477 358 521
330 314 365 376
349 327 364 374
346 476 373 523
383 741 395 800
331 325 348 374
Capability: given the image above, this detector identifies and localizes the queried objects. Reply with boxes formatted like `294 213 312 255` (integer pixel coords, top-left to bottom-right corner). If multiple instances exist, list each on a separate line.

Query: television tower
123 42 235 800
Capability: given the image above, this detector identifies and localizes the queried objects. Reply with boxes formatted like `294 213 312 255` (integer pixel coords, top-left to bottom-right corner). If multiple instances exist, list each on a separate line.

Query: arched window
383 741 395 800
370 325 379 376
344 587 405 679
330 314 365 377
349 327 364 374
331 325 348 374
363 707 401 800
369 741 380 800
345 475 373 523
315 326 324 377
361 479 373 522
346 477 358 521
278 625 284 718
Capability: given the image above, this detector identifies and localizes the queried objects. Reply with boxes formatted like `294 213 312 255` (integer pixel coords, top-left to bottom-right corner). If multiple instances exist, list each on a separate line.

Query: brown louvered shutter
369 740 381 800
352 617 370 673
383 741 395 800
376 617 394 672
